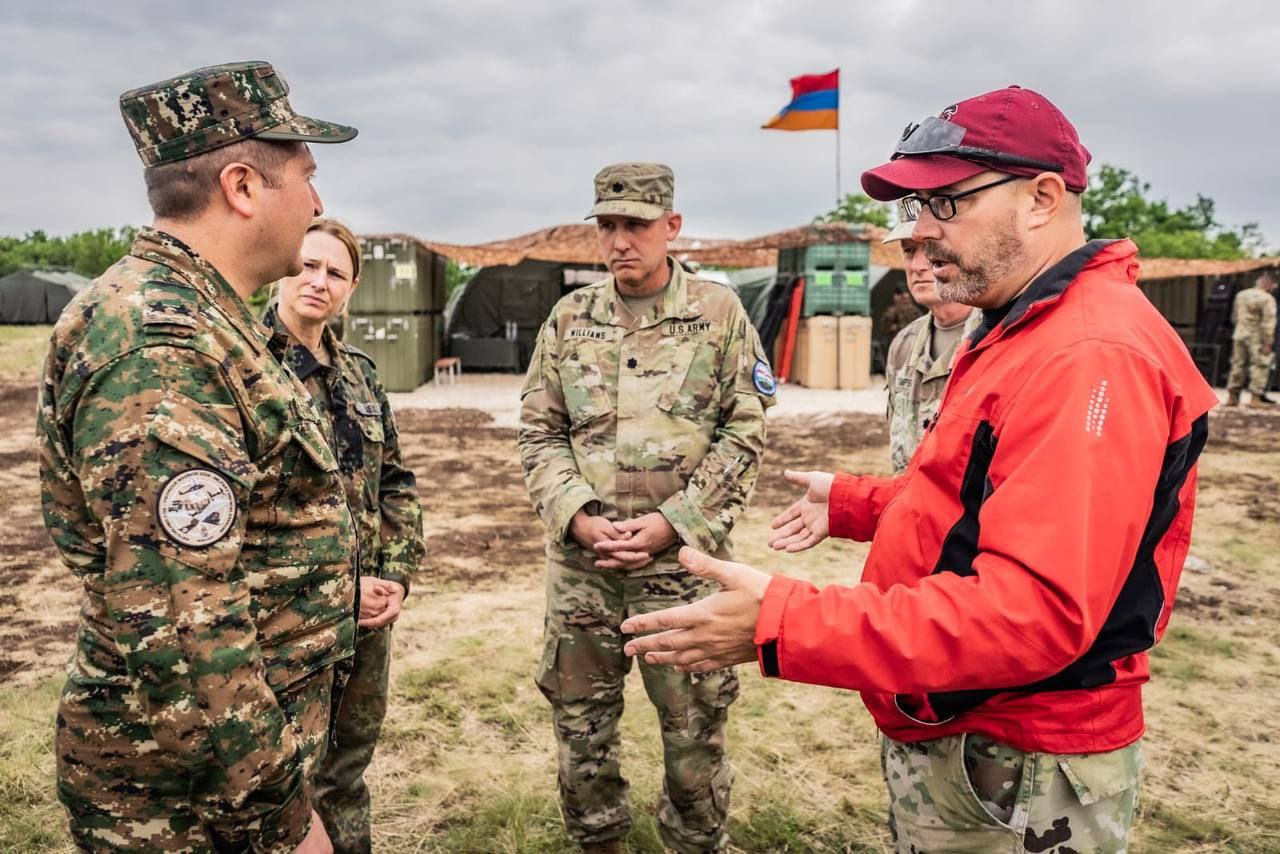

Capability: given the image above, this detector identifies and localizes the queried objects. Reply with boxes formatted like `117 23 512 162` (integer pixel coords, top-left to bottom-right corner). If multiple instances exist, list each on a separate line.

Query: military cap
120 61 357 167
586 162 674 221
882 199 916 243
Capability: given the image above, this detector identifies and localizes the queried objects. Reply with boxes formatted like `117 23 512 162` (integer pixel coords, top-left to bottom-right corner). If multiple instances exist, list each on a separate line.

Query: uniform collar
132 226 274 355
591 257 703 328
261 304 348 382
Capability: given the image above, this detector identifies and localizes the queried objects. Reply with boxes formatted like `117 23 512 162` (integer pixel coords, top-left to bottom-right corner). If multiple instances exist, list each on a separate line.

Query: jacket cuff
754 575 803 678
828 472 888 541
548 487 602 546
658 492 720 554
379 565 412 599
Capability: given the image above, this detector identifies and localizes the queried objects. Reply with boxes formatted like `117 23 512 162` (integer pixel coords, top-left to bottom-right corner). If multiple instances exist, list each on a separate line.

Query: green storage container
345 313 425 392
351 238 442 314
777 241 871 317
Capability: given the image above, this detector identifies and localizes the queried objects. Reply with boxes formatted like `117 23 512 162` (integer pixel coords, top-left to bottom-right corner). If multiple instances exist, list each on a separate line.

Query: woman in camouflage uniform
267 219 425 854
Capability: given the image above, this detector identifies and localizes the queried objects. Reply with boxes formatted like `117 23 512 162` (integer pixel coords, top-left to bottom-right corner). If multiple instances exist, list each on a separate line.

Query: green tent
0 269 90 323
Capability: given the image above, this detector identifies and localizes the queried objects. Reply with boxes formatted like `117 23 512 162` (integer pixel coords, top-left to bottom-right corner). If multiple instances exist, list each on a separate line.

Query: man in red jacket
621 86 1218 852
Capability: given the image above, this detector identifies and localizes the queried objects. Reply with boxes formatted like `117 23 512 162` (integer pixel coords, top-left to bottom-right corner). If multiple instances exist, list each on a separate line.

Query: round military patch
157 469 237 548
753 359 777 395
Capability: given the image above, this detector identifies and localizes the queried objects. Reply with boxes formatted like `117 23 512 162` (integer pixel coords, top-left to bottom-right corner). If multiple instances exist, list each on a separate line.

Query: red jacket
754 240 1219 753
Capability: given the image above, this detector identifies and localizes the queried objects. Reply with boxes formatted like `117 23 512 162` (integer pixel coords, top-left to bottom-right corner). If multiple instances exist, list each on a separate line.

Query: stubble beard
928 212 1027 306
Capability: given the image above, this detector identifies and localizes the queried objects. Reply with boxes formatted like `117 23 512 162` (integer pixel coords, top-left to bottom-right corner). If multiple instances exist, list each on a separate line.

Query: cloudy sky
3 1 1278 250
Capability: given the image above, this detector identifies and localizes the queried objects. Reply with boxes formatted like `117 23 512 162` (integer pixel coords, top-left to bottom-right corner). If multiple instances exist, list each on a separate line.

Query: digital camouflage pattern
587 162 675 221
519 259 770 851
38 228 357 852
881 734 1141 853
266 309 424 853
120 61 357 166
535 563 737 853
1228 286 1277 394
885 310 981 474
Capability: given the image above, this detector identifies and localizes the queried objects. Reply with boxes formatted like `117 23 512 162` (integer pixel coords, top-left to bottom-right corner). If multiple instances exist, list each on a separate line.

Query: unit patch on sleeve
753 359 777 396
157 469 237 547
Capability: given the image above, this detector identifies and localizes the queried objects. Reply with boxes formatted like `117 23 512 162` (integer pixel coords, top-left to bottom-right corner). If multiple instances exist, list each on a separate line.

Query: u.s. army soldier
518 163 774 853
38 62 357 853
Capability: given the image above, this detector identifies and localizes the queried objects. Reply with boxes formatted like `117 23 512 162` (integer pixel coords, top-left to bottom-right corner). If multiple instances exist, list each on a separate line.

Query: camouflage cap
586 162 674 221
882 199 916 243
119 61 357 167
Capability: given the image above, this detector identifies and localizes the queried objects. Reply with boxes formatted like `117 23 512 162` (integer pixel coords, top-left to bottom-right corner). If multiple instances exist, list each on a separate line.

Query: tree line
817 164 1268 260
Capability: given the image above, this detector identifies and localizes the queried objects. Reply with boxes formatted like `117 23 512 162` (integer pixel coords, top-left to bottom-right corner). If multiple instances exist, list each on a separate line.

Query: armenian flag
763 69 839 131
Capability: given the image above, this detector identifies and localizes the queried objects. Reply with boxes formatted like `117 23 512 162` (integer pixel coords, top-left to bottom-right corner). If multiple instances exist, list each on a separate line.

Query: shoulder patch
157 469 237 547
753 359 777 396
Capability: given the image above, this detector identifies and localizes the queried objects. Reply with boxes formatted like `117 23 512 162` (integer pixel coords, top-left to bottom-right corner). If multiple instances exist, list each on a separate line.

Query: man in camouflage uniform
882 202 980 473
1227 271 1277 406
518 163 774 853
38 62 357 853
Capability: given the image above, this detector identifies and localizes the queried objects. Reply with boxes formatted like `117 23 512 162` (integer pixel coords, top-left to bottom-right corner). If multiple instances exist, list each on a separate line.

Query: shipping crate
353 237 442 314
346 313 426 392
837 315 873 390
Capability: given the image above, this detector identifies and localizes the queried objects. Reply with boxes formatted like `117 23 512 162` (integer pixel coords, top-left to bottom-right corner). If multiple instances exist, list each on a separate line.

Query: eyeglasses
900 175 1020 222
894 116 1064 173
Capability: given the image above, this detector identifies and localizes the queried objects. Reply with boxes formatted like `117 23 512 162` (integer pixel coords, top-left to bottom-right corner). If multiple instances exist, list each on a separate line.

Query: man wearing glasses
620 87 1218 852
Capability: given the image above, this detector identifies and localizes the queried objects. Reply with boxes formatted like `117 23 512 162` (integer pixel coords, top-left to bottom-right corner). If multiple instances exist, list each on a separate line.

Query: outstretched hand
767 469 833 552
620 546 770 672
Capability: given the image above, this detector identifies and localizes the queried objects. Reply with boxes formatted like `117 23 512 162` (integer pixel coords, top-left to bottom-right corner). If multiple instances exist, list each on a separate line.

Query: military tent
0 269 90 323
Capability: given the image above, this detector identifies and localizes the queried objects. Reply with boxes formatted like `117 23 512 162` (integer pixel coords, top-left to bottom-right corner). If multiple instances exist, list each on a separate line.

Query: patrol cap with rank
587 162 674 221
120 60 357 167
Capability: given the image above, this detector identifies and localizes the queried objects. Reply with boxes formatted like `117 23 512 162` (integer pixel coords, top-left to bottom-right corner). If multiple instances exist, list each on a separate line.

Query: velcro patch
666 320 713 336
753 359 777 396
157 469 237 548
567 327 610 341
355 401 381 417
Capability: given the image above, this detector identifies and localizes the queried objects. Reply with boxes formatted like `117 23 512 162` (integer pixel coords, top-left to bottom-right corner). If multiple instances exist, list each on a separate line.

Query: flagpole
835 123 842 209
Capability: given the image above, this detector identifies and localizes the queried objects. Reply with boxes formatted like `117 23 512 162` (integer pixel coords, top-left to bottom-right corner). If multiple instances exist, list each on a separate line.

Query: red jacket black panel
754 239 1219 753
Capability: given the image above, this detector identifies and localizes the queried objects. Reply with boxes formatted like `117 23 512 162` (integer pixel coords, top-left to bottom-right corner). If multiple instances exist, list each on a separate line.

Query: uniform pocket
560 342 613 429
355 413 385 444
1058 742 1143 806
658 340 719 421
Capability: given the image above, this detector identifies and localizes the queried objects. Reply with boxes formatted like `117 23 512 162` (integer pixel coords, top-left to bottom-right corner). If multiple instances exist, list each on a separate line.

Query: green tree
1083 165 1265 259
815 193 891 227
0 227 137 278
444 258 477 300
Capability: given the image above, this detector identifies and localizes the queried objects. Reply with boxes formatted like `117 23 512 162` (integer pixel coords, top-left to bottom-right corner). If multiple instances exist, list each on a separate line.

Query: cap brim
256 113 358 144
860 155 987 201
585 200 667 221
881 220 916 243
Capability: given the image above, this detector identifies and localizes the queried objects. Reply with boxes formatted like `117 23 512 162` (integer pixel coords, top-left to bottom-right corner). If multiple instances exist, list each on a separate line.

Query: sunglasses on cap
893 116 1064 173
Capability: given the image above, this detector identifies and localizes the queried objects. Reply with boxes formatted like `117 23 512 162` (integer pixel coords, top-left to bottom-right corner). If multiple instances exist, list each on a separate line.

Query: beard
925 212 1027 306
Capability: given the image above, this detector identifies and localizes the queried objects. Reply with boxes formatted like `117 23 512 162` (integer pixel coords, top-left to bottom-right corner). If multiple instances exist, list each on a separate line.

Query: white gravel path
387 372 888 429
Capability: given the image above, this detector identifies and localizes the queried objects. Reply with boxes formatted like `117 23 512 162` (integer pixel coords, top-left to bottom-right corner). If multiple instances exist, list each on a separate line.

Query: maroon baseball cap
861 85 1091 201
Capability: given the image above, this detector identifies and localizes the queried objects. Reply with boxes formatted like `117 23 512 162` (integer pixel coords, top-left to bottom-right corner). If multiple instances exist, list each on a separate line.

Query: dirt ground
0 384 892 685
3 377 1280 851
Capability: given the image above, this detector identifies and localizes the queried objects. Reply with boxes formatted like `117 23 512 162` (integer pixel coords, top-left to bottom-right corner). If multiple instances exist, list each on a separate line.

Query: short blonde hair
308 217 361 284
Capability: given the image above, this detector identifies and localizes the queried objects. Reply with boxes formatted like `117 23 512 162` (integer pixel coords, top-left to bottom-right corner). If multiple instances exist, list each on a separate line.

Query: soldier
1227 271 1277 406
879 287 924 349
266 218 425 854
882 201 980 473
38 62 357 853
518 163 774 853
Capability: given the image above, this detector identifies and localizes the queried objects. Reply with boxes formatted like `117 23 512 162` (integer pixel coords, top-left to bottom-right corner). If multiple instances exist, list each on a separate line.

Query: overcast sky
3 1 1278 250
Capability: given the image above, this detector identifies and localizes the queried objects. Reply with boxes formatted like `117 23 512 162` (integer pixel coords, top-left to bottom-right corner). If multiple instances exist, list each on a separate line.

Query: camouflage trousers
57 666 333 853
1227 337 1271 393
535 561 738 853
314 624 392 854
881 733 1142 853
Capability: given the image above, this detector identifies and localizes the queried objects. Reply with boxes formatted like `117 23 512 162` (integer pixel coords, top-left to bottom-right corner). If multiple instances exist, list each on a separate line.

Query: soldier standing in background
38 62 356 853
518 163 774 853
882 200 980 473
1227 271 1277 406
266 218 426 854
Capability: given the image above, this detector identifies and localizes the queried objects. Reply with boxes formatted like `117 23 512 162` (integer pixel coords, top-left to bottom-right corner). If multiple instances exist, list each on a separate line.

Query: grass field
1 323 1278 852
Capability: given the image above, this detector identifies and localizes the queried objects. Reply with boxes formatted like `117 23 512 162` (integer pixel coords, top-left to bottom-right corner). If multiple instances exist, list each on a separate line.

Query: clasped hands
570 509 679 571
358 576 405 629
619 469 834 672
